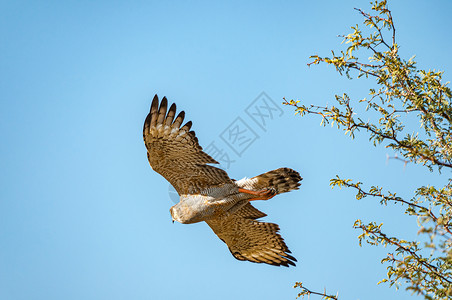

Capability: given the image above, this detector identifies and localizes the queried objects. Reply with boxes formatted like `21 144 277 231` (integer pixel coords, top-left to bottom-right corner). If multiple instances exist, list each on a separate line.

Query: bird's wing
206 203 296 267
143 95 232 195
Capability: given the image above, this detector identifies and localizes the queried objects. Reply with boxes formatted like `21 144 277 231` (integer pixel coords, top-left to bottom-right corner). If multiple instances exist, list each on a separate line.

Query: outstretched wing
143 95 232 195
206 203 296 267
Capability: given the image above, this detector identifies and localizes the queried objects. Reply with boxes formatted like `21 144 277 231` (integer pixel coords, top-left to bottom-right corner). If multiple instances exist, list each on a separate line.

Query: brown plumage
143 95 232 195
143 95 302 267
206 204 297 267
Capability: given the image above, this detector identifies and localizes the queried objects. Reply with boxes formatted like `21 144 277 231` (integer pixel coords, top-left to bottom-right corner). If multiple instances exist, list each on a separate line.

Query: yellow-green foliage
291 1 452 299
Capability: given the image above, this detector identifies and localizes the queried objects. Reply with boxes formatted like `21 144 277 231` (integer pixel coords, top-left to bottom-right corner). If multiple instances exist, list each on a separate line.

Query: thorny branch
289 0 452 299
294 282 338 300
356 224 452 285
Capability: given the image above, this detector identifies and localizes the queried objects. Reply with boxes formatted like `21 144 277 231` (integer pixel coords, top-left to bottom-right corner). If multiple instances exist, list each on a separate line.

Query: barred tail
236 168 302 194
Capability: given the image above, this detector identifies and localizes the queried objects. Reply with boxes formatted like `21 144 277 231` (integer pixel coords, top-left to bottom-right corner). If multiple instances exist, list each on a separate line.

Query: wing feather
164 103 177 126
181 120 192 132
143 95 232 195
235 202 267 219
149 95 159 127
172 111 185 129
206 203 296 267
156 97 168 125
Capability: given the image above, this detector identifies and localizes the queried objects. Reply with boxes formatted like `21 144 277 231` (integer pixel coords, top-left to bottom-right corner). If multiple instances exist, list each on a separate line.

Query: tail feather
236 168 302 194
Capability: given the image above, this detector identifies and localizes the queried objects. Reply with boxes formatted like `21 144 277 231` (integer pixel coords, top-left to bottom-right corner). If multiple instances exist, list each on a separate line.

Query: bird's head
169 206 179 223
170 205 191 224
170 201 202 224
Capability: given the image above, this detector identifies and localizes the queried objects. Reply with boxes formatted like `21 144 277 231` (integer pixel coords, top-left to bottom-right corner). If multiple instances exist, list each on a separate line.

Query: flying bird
143 95 302 267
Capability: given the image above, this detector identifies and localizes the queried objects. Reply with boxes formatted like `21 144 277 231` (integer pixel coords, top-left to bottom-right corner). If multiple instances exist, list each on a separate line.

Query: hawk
143 95 302 267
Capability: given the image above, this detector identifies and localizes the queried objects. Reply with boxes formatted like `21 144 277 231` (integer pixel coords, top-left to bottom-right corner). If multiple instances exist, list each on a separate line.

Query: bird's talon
252 188 277 200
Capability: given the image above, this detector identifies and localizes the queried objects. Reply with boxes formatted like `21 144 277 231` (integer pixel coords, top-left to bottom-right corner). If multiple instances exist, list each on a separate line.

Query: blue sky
1 1 451 299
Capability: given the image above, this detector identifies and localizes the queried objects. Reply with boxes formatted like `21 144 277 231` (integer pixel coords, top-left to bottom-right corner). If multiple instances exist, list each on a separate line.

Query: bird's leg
238 188 277 201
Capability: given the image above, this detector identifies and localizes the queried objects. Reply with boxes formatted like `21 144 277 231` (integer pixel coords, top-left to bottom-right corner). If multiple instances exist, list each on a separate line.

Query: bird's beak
172 219 175 224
